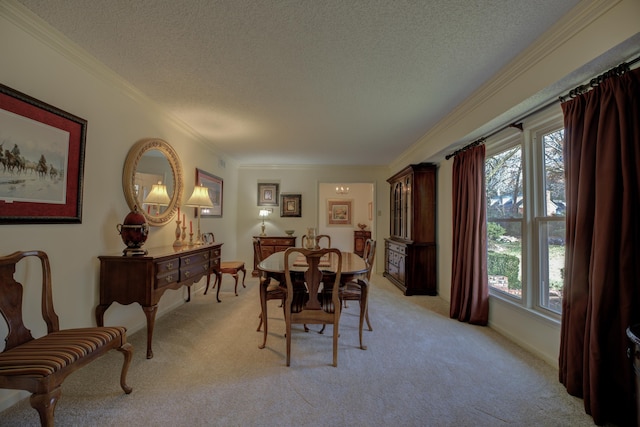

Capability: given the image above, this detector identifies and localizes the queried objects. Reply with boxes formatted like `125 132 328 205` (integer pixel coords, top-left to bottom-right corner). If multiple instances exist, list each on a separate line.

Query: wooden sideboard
251 236 296 276
354 230 371 258
97 243 222 358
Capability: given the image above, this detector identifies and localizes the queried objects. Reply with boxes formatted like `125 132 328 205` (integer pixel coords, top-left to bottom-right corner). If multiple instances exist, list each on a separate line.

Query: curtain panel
559 67 640 426
450 144 489 325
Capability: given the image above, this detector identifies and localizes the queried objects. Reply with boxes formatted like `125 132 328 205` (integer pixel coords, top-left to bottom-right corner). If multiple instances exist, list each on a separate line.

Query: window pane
486 147 523 219
543 129 565 217
487 220 522 299
539 220 565 314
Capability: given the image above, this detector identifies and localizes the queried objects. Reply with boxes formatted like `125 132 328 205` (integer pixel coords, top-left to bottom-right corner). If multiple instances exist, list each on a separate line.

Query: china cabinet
384 163 437 295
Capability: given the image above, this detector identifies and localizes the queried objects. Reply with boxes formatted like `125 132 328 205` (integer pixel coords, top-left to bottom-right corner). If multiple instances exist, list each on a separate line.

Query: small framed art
280 194 301 217
327 199 352 226
257 183 279 206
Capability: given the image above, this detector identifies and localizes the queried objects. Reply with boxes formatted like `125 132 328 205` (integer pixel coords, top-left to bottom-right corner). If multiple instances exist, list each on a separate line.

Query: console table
97 243 222 358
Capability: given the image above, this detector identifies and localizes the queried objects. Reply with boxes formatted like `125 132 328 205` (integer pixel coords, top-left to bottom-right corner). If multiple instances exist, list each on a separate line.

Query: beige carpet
0 274 596 426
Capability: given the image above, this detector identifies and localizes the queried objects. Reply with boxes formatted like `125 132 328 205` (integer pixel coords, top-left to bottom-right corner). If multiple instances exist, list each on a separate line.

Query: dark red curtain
450 144 489 325
559 67 640 426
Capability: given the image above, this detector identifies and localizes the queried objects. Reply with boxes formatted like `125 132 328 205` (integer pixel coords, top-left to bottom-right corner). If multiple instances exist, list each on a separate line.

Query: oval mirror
122 138 183 226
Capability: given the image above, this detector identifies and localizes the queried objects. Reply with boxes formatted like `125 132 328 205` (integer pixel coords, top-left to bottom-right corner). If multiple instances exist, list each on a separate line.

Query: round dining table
256 250 367 349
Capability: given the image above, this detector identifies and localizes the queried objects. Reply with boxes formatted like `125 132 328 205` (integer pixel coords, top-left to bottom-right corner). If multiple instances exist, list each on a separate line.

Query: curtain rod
445 54 640 161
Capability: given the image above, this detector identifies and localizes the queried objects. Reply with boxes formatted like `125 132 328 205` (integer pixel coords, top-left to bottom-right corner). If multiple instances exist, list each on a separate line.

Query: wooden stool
205 261 246 298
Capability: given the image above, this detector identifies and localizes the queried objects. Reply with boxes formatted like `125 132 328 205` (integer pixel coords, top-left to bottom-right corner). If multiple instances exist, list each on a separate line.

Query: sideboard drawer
181 251 210 266
180 262 209 283
155 271 179 289
156 258 179 274
261 237 295 247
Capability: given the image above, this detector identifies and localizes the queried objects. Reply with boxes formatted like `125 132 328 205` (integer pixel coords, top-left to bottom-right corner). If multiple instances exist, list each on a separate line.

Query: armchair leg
117 342 134 394
30 387 61 427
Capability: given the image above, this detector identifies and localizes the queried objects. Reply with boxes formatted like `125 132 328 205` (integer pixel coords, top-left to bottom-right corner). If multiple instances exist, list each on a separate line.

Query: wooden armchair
283 247 342 367
340 239 376 349
0 250 133 426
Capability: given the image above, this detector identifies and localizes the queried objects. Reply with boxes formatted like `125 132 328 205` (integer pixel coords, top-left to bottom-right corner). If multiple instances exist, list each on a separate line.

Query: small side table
354 230 371 257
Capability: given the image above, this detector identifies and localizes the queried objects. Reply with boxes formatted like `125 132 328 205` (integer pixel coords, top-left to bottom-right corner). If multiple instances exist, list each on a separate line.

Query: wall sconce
185 184 214 245
335 185 350 195
143 181 171 215
259 209 270 236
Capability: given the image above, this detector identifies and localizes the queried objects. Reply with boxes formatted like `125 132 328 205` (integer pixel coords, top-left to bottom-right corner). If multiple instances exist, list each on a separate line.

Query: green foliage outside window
488 251 521 290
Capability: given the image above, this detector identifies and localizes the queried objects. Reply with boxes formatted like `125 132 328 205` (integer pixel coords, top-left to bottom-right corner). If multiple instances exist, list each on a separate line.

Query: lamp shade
144 182 171 206
185 185 213 207
259 209 270 218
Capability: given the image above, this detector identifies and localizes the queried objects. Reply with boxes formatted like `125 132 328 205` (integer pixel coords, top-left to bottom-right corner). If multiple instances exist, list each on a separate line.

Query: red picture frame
0 83 87 224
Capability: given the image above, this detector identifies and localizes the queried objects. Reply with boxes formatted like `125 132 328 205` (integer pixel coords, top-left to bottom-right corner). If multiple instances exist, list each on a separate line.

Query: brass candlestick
173 220 182 247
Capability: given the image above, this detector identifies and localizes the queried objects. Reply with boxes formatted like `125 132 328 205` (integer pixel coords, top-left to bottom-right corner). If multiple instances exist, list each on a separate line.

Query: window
485 109 565 317
535 129 565 314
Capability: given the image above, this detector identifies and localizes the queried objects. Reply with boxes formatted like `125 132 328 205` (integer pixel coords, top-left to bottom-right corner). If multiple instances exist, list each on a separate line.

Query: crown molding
390 0 620 172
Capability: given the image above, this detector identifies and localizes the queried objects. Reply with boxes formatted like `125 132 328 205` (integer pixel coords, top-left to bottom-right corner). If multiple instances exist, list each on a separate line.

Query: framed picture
368 201 373 221
0 83 87 224
327 199 352 226
201 232 215 244
195 168 223 217
280 194 301 217
257 183 279 206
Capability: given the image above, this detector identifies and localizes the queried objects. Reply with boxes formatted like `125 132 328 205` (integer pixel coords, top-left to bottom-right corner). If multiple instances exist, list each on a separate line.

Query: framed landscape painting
327 199 352 226
0 83 87 224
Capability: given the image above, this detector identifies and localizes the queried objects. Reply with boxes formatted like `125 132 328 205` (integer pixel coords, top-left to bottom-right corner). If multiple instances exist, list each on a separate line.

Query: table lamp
143 181 171 216
259 209 270 236
185 184 214 245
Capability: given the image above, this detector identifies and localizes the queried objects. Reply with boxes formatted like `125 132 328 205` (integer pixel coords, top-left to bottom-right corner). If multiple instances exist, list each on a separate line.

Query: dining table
257 250 367 348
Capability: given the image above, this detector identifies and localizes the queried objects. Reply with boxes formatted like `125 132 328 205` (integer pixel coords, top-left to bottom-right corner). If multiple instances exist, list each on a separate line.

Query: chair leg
117 342 134 394
240 266 247 289
232 272 239 296
332 321 339 367
256 312 263 332
30 386 61 427
286 316 292 367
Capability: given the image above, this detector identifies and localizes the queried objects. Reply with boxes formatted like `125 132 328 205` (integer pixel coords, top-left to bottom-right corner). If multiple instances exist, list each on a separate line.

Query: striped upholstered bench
0 250 133 426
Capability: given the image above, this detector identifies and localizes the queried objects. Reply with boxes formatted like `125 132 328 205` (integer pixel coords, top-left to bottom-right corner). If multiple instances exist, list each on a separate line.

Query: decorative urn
116 205 149 256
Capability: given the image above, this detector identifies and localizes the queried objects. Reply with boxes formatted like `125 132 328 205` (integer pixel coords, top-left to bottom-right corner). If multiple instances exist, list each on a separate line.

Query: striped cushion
0 327 126 378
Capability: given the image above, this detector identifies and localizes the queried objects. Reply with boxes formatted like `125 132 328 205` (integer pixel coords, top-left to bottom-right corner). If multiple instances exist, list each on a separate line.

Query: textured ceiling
14 0 582 166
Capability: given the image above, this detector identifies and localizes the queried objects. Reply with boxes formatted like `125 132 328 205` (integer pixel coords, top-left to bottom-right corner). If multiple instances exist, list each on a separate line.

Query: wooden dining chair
283 247 342 367
255 238 287 349
340 239 376 349
0 250 133 426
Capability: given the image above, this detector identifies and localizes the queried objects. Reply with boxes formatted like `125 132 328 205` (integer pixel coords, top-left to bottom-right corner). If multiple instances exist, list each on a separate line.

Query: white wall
0 5 238 409
236 166 389 272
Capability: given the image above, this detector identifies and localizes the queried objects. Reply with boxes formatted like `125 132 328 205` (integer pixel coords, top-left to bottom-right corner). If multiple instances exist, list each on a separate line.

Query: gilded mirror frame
122 138 183 226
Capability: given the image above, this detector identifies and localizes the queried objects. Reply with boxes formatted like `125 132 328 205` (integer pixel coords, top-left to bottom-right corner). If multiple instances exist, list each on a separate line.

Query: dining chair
340 238 376 349
255 238 287 349
283 247 342 367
